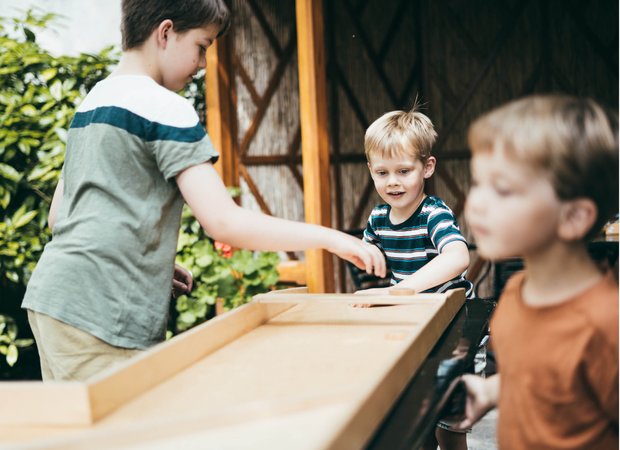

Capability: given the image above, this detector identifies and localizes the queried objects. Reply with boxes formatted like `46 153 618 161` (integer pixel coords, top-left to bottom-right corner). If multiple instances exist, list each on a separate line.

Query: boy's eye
493 184 514 197
398 168 410 174
375 170 387 176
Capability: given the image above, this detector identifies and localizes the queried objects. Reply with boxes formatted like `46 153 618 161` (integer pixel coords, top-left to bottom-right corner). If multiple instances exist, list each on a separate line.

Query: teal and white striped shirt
363 196 474 297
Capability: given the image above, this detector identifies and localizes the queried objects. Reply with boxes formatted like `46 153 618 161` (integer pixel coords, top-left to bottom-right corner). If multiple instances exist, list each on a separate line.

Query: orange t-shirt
491 272 618 450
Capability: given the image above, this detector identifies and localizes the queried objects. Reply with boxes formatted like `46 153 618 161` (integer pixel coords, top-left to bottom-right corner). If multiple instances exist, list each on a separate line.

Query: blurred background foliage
0 10 279 376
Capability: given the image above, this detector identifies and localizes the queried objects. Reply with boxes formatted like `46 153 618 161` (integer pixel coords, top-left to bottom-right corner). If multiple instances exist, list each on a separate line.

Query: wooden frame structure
1 289 464 449
206 0 334 292
204 0 618 295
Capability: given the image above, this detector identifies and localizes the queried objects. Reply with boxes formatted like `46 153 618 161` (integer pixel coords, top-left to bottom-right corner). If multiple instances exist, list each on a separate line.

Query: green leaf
23 27 36 42
49 79 63 101
14 338 34 348
20 104 38 117
13 210 37 229
0 190 10 209
41 67 57 81
55 127 68 143
0 163 21 182
6 344 18 366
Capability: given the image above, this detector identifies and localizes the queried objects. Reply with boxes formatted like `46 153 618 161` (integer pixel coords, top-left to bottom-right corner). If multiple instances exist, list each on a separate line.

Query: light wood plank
206 37 239 187
0 382 91 426
254 290 462 305
86 301 293 421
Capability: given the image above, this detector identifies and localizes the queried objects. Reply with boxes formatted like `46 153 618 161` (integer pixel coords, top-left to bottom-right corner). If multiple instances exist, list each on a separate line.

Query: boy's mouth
387 191 405 198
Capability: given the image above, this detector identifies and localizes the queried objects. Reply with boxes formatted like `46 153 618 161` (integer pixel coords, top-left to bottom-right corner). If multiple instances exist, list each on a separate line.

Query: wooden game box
0 288 464 450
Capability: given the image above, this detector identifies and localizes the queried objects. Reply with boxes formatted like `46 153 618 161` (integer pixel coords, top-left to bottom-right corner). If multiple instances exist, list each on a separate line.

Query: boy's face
368 152 435 221
159 23 220 92
465 150 563 260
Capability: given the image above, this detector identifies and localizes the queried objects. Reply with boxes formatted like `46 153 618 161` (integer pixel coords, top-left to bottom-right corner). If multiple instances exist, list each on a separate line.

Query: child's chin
475 244 505 261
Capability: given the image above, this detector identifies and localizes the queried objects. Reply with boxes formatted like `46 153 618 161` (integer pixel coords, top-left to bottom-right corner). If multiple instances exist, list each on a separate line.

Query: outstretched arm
355 240 469 295
396 240 470 292
176 163 386 277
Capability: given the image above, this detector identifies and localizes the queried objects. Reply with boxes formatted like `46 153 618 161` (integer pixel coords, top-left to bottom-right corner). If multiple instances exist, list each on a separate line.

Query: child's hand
454 374 499 430
329 235 387 278
172 264 193 298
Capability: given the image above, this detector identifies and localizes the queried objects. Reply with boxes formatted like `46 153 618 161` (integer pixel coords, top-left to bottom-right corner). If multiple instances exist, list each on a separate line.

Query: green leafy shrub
172 204 280 333
0 11 118 369
0 10 281 372
0 10 117 289
0 314 33 367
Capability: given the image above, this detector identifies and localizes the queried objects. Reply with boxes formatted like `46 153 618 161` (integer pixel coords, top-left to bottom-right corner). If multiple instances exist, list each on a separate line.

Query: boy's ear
156 19 174 47
423 156 436 179
558 198 597 241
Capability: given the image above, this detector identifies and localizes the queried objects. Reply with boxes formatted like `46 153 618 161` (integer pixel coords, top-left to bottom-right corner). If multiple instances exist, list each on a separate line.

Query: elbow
457 251 471 276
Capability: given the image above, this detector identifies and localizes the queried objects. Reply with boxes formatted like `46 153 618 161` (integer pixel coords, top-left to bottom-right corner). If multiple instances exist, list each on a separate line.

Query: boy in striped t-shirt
357 108 474 299
357 107 475 449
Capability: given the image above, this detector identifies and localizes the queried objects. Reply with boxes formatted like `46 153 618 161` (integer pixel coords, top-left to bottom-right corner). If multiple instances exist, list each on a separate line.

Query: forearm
396 242 470 292
207 206 343 252
177 163 361 253
483 374 500 407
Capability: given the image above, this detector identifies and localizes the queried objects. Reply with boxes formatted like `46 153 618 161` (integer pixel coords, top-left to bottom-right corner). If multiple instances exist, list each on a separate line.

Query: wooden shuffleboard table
0 287 493 450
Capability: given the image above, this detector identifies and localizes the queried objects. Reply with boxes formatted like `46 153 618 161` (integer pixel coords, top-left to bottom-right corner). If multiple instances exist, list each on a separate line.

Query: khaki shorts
27 310 142 382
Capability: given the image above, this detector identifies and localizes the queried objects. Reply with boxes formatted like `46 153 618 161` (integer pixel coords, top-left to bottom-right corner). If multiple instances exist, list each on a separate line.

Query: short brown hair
365 108 437 162
468 95 619 238
121 0 231 50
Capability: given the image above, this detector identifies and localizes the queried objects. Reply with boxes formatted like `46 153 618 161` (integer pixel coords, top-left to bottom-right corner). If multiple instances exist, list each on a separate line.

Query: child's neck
521 240 602 307
111 48 161 84
389 193 427 225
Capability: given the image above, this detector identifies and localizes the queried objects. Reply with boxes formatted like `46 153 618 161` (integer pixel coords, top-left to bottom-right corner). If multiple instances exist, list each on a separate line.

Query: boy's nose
387 174 399 185
465 189 484 214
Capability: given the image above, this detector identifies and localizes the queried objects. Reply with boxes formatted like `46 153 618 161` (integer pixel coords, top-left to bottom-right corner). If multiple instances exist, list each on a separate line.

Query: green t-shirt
22 75 218 349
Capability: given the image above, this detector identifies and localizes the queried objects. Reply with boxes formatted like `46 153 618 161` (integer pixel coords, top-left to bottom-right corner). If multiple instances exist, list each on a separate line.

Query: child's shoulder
423 195 452 210
576 273 618 328
78 75 198 127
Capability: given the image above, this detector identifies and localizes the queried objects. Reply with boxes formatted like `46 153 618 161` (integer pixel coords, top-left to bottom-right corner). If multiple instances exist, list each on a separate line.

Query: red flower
214 241 233 258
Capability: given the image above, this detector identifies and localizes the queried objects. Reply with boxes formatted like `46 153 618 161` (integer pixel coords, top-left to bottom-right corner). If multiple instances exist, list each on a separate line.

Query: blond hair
365 108 437 162
468 95 619 238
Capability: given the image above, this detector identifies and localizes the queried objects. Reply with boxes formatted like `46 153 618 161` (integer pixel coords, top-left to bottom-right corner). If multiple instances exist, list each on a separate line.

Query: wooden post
296 0 334 292
206 35 239 187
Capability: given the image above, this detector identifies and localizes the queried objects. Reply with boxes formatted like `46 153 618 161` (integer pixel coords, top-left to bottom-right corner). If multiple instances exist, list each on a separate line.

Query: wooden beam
296 0 334 293
206 35 239 188
276 260 307 285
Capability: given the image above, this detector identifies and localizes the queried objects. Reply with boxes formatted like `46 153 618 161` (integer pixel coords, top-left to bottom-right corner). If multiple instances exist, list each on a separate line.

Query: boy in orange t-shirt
458 95 618 450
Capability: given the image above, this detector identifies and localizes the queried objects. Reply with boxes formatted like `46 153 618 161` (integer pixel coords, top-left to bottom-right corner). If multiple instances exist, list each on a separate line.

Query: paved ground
467 408 498 450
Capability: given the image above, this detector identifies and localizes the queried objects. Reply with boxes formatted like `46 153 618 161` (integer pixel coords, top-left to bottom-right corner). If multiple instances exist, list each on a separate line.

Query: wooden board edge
254 291 453 304
260 286 310 296
0 382 92 426
325 288 466 450
86 301 293 422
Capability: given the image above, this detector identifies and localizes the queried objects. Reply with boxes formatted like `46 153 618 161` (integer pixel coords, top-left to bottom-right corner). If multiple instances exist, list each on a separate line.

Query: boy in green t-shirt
22 0 386 382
